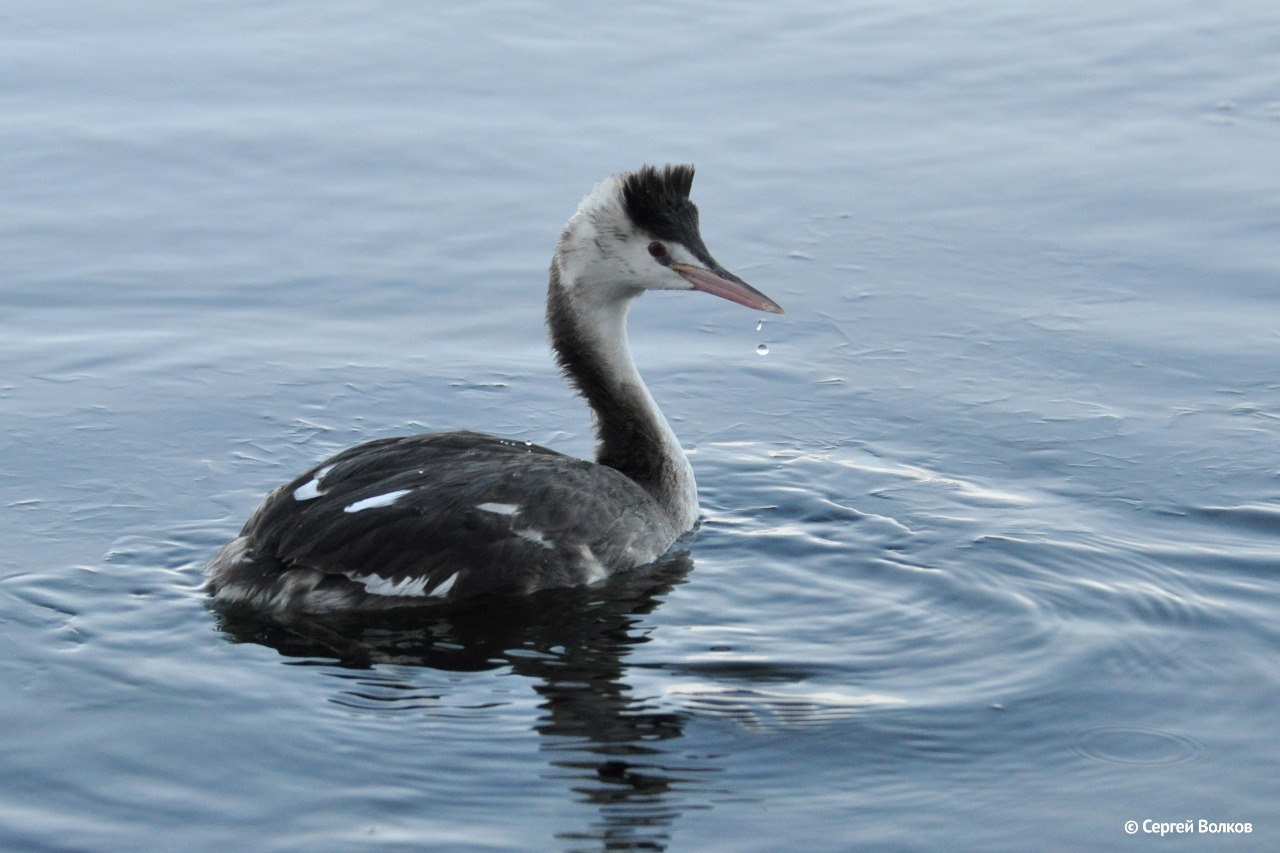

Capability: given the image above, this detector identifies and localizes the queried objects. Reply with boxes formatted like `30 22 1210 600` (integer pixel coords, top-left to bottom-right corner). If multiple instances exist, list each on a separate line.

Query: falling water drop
756 344 769 356
756 319 765 332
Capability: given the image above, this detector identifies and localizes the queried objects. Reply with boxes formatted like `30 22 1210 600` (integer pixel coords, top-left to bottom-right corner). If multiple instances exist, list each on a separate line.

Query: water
3 1 1278 849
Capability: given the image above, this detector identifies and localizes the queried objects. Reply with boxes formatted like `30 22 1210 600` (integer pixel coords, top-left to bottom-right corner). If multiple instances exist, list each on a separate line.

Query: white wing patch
430 571 459 597
516 529 554 549
342 569 459 599
293 464 336 501
344 489 413 513
577 543 608 583
347 573 432 597
477 502 520 516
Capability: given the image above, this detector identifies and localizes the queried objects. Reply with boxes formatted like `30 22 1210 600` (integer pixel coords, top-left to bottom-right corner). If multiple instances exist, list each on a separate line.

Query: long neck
547 265 698 529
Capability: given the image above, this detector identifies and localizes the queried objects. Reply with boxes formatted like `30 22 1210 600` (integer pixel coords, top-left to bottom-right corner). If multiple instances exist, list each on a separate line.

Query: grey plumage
208 432 681 611
205 164 780 613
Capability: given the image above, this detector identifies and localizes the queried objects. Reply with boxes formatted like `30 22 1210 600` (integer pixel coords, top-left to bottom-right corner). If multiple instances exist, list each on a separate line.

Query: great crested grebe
206 164 784 612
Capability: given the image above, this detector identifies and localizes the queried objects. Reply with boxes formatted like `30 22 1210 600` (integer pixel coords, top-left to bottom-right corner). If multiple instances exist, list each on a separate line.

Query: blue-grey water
3 2 1278 849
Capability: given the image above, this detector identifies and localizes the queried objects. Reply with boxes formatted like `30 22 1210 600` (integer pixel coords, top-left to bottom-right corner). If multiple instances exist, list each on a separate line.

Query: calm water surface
3 1 1278 849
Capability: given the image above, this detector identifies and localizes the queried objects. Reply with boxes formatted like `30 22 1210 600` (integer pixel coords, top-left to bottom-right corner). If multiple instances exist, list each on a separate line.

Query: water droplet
755 319 765 332
756 344 769 356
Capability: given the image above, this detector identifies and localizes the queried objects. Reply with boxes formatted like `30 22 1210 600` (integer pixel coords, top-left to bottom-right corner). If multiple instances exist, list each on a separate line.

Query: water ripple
1075 725 1204 766
664 683 905 732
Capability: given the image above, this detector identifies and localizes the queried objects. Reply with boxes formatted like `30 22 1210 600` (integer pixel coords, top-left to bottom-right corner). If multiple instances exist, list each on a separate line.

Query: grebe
206 164 783 612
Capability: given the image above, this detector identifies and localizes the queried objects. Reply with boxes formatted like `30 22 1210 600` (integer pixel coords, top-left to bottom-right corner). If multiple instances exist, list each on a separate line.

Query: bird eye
647 241 668 260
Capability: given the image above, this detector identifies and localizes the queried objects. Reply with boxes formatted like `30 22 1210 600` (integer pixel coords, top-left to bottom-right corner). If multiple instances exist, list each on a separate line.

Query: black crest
621 164 705 250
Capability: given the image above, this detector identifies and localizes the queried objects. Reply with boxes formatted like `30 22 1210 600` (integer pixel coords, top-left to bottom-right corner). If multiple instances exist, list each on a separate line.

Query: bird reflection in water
211 550 711 850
